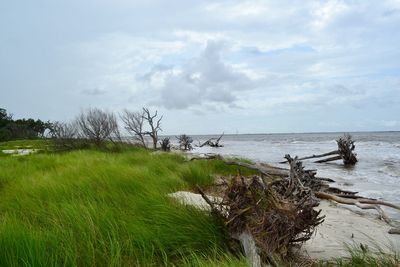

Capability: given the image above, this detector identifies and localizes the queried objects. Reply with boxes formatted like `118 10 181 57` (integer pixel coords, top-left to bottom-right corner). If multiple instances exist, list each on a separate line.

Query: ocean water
189 132 400 218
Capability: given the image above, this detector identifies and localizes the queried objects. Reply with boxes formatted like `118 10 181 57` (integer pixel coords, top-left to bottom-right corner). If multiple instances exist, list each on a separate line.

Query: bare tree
50 121 82 149
51 121 78 139
120 109 147 148
177 134 193 151
142 108 162 149
77 108 120 146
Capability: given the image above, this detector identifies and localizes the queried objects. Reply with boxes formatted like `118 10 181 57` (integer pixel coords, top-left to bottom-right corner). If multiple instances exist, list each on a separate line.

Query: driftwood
159 137 171 152
200 133 224 147
190 153 336 186
389 228 400 235
314 155 342 163
315 192 400 211
197 156 325 264
236 231 262 267
177 134 193 151
193 153 400 237
280 134 358 165
315 191 400 233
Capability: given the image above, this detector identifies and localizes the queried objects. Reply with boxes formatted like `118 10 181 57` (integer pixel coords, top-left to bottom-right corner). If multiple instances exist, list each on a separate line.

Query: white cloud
140 41 258 109
4 0 398 132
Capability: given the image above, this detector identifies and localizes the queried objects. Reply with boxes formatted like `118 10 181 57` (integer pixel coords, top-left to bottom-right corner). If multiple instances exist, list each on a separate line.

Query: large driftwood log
197 158 324 263
200 132 224 147
237 231 262 267
314 155 343 163
315 192 400 211
280 134 358 165
315 191 400 233
197 185 262 267
279 150 339 163
389 228 400 235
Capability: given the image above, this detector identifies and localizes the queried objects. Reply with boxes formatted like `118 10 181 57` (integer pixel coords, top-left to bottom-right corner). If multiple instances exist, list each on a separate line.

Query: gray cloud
142 41 258 109
1 0 399 133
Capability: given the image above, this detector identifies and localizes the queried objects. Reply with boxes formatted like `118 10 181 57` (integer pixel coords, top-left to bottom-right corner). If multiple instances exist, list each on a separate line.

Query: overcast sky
1 0 400 134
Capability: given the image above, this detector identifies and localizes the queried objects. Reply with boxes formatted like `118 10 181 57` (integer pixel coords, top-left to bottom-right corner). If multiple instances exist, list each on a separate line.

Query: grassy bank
0 140 398 266
0 142 256 266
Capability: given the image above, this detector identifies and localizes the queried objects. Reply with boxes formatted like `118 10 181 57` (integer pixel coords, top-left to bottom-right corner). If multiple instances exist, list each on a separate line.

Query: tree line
1 107 198 151
0 108 52 141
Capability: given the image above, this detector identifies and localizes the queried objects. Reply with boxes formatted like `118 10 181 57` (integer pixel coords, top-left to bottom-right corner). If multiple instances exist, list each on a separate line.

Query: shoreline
180 151 400 260
170 191 400 260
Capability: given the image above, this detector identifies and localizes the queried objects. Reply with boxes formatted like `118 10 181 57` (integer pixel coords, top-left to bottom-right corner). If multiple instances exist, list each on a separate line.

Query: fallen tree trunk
389 228 400 235
190 154 335 185
314 155 343 163
199 132 224 147
237 231 262 267
279 150 339 163
280 134 358 165
197 158 324 263
315 192 400 211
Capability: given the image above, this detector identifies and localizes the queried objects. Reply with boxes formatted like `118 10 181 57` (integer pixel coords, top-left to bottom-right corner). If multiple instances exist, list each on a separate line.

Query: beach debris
196 155 325 265
191 152 400 237
177 134 193 151
199 132 224 148
280 133 358 165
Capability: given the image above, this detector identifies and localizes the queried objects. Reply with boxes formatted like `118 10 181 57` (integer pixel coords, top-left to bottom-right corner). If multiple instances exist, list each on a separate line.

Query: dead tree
177 134 193 151
195 153 399 237
200 132 224 147
280 134 358 165
197 156 324 263
120 109 147 148
336 134 358 165
50 121 82 149
159 137 171 152
76 108 120 147
142 108 162 149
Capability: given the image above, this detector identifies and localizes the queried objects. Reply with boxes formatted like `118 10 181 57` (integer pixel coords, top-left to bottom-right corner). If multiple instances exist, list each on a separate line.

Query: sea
187 131 400 219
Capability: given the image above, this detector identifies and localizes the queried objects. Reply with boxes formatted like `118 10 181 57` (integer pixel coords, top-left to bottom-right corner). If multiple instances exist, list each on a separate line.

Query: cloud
3 0 399 132
141 41 259 109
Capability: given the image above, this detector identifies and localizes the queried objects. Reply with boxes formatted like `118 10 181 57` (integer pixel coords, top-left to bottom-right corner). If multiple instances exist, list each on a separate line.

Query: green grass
0 142 255 266
325 245 400 267
1 140 397 266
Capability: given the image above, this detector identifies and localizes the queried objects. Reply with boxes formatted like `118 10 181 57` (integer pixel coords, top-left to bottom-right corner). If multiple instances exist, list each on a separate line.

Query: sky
1 0 400 134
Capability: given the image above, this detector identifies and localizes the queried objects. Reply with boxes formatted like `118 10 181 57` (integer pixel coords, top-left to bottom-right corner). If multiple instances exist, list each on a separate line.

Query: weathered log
279 150 339 164
280 134 358 165
326 187 358 196
199 132 224 147
315 192 400 211
237 231 262 267
314 155 343 163
197 185 262 266
389 228 400 235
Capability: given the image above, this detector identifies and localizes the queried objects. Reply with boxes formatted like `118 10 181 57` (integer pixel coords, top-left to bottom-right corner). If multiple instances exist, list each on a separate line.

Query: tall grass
0 147 253 266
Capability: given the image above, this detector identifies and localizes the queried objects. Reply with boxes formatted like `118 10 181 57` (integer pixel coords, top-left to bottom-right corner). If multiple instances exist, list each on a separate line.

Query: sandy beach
170 191 400 260
302 200 400 259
